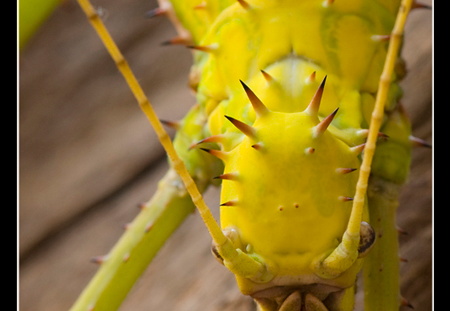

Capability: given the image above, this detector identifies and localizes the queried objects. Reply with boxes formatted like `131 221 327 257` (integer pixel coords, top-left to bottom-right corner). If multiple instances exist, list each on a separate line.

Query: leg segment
363 177 402 311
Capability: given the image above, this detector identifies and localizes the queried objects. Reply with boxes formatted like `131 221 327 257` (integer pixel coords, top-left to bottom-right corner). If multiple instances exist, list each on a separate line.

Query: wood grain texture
19 0 432 310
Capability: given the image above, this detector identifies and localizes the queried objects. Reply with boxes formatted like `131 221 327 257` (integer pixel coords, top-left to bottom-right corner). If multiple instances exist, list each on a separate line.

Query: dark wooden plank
19 1 432 311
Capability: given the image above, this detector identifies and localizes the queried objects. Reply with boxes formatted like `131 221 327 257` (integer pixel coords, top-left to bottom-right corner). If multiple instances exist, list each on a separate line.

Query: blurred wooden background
19 0 432 310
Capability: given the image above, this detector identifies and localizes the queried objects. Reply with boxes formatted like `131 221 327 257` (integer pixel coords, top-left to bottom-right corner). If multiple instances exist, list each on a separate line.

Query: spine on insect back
161 0 415 309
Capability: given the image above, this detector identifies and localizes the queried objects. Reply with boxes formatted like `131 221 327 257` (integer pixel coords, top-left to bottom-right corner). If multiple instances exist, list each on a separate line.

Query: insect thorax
187 0 405 306
217 106 366 292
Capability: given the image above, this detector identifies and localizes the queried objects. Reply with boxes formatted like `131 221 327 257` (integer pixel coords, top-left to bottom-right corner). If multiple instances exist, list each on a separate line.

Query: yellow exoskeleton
70 0 431 310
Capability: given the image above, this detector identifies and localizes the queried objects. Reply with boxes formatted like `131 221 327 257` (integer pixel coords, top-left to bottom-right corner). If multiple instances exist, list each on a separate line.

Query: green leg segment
70 168 203 311
363 176 402 311
70 105 222 311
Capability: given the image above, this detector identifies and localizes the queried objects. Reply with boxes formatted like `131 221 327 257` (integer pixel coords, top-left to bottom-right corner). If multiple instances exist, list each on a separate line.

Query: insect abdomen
219 109 363 278
167 0 411 308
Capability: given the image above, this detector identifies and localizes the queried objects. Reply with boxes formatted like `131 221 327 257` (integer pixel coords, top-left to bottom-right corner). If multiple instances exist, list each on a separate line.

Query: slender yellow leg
313 0 414 279
76 0 228 251
73 2 270 309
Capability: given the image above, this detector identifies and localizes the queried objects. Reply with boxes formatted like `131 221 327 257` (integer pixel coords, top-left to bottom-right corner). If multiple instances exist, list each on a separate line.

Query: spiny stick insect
70 0 431 310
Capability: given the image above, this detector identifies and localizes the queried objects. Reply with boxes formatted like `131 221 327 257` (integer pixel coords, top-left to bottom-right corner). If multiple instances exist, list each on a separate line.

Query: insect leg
312 0 414 281
70 167 204 311
76 0 230 252
72 0 236 309
363 177 403 311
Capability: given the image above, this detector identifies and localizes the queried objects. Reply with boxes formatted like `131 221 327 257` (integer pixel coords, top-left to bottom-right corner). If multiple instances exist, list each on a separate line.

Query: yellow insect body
71 0 428 309
219 105 367 304
187 2 393 307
